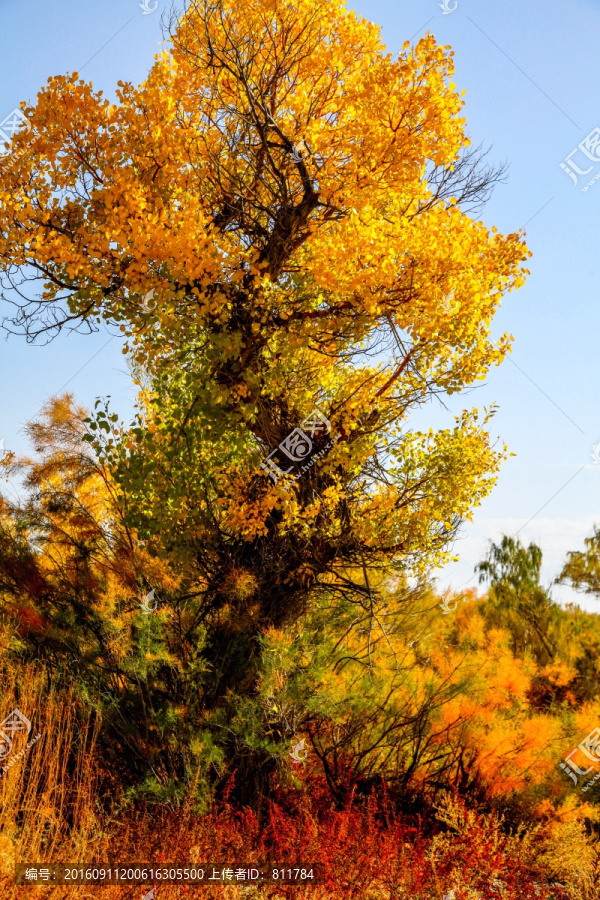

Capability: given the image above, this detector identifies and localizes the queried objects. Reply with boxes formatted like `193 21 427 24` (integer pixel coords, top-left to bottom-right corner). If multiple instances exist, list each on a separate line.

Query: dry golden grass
0 659 102 899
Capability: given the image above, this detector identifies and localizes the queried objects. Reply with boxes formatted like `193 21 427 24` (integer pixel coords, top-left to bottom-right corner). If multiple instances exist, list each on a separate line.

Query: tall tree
0 0 529 803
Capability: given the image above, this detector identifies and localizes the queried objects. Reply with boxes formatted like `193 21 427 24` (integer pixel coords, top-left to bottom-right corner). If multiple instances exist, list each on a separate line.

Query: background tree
476 535 555 663
0 0 529 805
559 527 600 598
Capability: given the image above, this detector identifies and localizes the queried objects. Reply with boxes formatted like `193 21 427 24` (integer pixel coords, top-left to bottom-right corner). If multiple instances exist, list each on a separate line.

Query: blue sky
0 0 598 608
